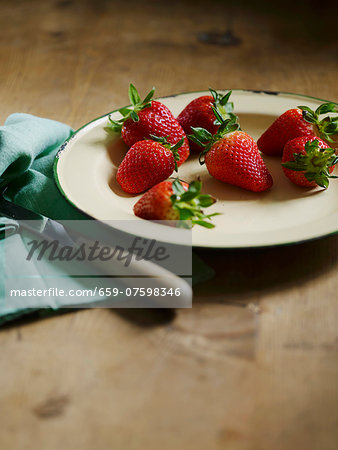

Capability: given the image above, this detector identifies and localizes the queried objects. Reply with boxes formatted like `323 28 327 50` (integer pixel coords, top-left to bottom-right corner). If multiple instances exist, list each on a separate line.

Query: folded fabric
0 114 86 323
1 232 130 319
0 113 214 325
0 113 83 219
0 217 18 239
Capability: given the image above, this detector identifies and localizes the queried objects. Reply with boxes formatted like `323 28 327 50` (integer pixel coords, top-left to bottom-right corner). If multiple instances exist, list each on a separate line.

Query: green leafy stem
209 88 234 124
188 105 240 164
282 139 338 189
170 179 221 228
298 102 338 143
106 83 155 134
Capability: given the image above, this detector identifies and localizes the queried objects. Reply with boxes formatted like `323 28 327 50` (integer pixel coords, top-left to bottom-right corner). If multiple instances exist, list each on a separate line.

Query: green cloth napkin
0 218 18 239
0 113 214 325
0 113 83 219
0 113 87 324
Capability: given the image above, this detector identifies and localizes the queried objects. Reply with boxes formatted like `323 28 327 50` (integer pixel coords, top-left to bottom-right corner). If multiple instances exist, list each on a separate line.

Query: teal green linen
0 113 86 324
0 113 213 325
0 218 18 239
0 113 83 219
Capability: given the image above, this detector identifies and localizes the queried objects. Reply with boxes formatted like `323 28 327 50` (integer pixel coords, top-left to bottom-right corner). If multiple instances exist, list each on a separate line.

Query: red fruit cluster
133 179 218 228
282 136 337 188
257 102 337 188
204 130 273 192
108 85 189 169
177 89 234 152
133 180 188 221
257 108 314 156
189 104 273 193
121 108 189 167
105 85 337 226
116 139 178 194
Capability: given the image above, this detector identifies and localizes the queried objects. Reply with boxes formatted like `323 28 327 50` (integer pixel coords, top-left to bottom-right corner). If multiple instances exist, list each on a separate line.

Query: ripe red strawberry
133 179 219 228
116 136 183 194
107 84 189 166
258 103 338 156
177 89 234 151
282 136 337 188
190 109 273 192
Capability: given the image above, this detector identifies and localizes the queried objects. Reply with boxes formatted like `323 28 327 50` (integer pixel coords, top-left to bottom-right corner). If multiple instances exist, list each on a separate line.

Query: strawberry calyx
209 89 234 124
188 106 239 164
282 139 338 189
149 134 184 171
106 84 155 133
298 103 338 143
170 179 220 228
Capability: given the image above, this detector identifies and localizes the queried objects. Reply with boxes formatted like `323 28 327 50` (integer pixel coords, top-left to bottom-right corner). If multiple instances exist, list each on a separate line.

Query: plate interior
55 90 338 248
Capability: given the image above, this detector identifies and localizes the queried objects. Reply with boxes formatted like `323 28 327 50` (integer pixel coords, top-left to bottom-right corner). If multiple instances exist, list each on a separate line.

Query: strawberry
258 102 338 156
106 84 190 166
282 136 337 189
177 89 234 151
116 136 183 194
190 108 273 192
133 179 219 228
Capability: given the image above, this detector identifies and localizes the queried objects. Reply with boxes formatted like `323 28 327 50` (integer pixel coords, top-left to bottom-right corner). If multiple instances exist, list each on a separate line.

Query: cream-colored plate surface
54 90 338 248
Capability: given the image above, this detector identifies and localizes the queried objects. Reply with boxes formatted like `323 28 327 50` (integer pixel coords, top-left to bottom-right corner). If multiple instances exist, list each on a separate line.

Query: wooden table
0 1 337 449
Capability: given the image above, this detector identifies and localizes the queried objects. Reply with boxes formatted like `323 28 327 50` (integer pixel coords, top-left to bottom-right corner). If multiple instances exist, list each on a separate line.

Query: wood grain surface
0 1 337 449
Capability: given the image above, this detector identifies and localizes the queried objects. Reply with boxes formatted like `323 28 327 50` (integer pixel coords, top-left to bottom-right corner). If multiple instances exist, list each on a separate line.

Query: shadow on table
193 234 338 302
1 235 336 329
112 234 337 327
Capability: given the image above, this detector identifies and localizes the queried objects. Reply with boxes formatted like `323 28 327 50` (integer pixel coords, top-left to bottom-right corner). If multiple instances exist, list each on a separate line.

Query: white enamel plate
54 90 338 248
